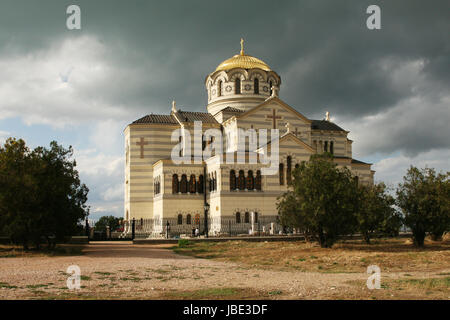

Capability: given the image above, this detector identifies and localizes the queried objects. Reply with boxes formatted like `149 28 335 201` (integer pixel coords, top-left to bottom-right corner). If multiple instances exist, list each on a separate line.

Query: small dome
215 39 271 72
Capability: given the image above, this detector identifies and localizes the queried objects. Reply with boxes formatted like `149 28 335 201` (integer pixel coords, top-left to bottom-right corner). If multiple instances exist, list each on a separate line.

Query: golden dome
215 38 272 72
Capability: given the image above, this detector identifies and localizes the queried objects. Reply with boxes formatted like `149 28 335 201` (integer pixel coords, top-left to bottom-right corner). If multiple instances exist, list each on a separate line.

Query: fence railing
120 216 287 239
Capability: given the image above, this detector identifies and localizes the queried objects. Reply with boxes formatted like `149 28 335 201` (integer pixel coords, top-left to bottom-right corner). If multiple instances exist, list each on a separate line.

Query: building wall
125 123 179 220
125 97 375 229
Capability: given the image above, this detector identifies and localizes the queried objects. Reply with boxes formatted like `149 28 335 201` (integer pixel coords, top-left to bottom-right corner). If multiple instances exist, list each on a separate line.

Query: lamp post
204 202 210 238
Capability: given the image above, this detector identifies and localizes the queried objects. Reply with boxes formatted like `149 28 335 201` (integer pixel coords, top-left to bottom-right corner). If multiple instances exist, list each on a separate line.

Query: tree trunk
318 229 326 248
413 230 425 247
364 232 371 244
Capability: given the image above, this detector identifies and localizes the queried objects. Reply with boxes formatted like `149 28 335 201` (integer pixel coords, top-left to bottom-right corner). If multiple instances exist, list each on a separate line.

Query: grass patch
268 290 283 295
26 284 50 289
150 269 170 275
94 271 114 276
396 277 450 289
119 277 142 282
0 282 18 289
178 239 190 248
161 287 262 300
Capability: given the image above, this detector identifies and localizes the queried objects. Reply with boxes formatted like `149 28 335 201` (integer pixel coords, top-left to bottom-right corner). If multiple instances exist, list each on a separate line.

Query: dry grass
173 238 450 274
0 244 84 258
1 240 448 300
171 238 450 299
159 287 269 300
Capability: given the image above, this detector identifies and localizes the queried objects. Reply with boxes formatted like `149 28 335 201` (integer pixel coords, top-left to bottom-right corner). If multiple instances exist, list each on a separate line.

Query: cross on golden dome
214 39 272 72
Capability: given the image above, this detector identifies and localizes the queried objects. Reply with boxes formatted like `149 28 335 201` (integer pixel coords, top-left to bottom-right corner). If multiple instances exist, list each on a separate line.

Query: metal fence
121 216 287 239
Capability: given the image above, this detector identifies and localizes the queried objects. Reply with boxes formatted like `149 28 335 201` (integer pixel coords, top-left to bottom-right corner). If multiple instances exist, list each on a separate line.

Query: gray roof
221 107 245 113
334 156 371 165
311 120 346 132
132 110 219 125
176 110 219 124
132 114 178 124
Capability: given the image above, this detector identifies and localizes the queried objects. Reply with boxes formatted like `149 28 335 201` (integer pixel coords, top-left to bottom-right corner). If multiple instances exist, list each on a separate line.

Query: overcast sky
0 0 449 218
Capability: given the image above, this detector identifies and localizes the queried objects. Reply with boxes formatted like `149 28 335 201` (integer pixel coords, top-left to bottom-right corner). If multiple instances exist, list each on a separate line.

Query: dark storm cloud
0 0 449 155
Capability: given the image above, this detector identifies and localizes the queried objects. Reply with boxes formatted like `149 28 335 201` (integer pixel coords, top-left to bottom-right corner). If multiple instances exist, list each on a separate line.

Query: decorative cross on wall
136 137 148 159
294 127 299 136
266 109 282 129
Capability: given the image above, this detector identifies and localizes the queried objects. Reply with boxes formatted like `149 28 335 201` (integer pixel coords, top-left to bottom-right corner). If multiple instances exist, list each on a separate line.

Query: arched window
172 174 179 194
189 174 196 193
279 163 284 185
287 156 292 184
218 80 222 97
180 174 188 193
230 170 236 191
255 170 262 191
179 136 183 157
235 78 241 94
186 214 192 225
177 214 183 225
245 212 250 223
269 80 273 95
254 78 259 94
238 170 245 190
213 172 217 191
155 178 160 195
236 212 241 223
330 141 334 154
246 170 254 190
295 163 299 169
324 141 328 152
197 175 204 194
254 212 258 223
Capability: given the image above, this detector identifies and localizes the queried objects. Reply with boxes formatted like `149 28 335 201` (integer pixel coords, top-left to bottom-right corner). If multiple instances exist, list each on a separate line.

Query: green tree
356 182 400 244
397 166 449 247
95 216 122 233
277 153 359 248
0 138 89 249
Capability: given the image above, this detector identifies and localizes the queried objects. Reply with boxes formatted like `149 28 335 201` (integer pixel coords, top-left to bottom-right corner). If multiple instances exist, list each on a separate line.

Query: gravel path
0 242 445 299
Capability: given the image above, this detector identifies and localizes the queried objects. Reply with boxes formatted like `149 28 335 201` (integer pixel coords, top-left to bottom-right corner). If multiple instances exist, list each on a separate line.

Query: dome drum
205 40 281 115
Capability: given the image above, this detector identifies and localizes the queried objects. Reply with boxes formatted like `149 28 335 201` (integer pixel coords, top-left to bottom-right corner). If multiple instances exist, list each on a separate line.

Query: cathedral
124 41 374 236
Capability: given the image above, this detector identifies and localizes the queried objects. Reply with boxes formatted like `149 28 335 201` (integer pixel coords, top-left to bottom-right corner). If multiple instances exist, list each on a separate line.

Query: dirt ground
0 239 449 300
